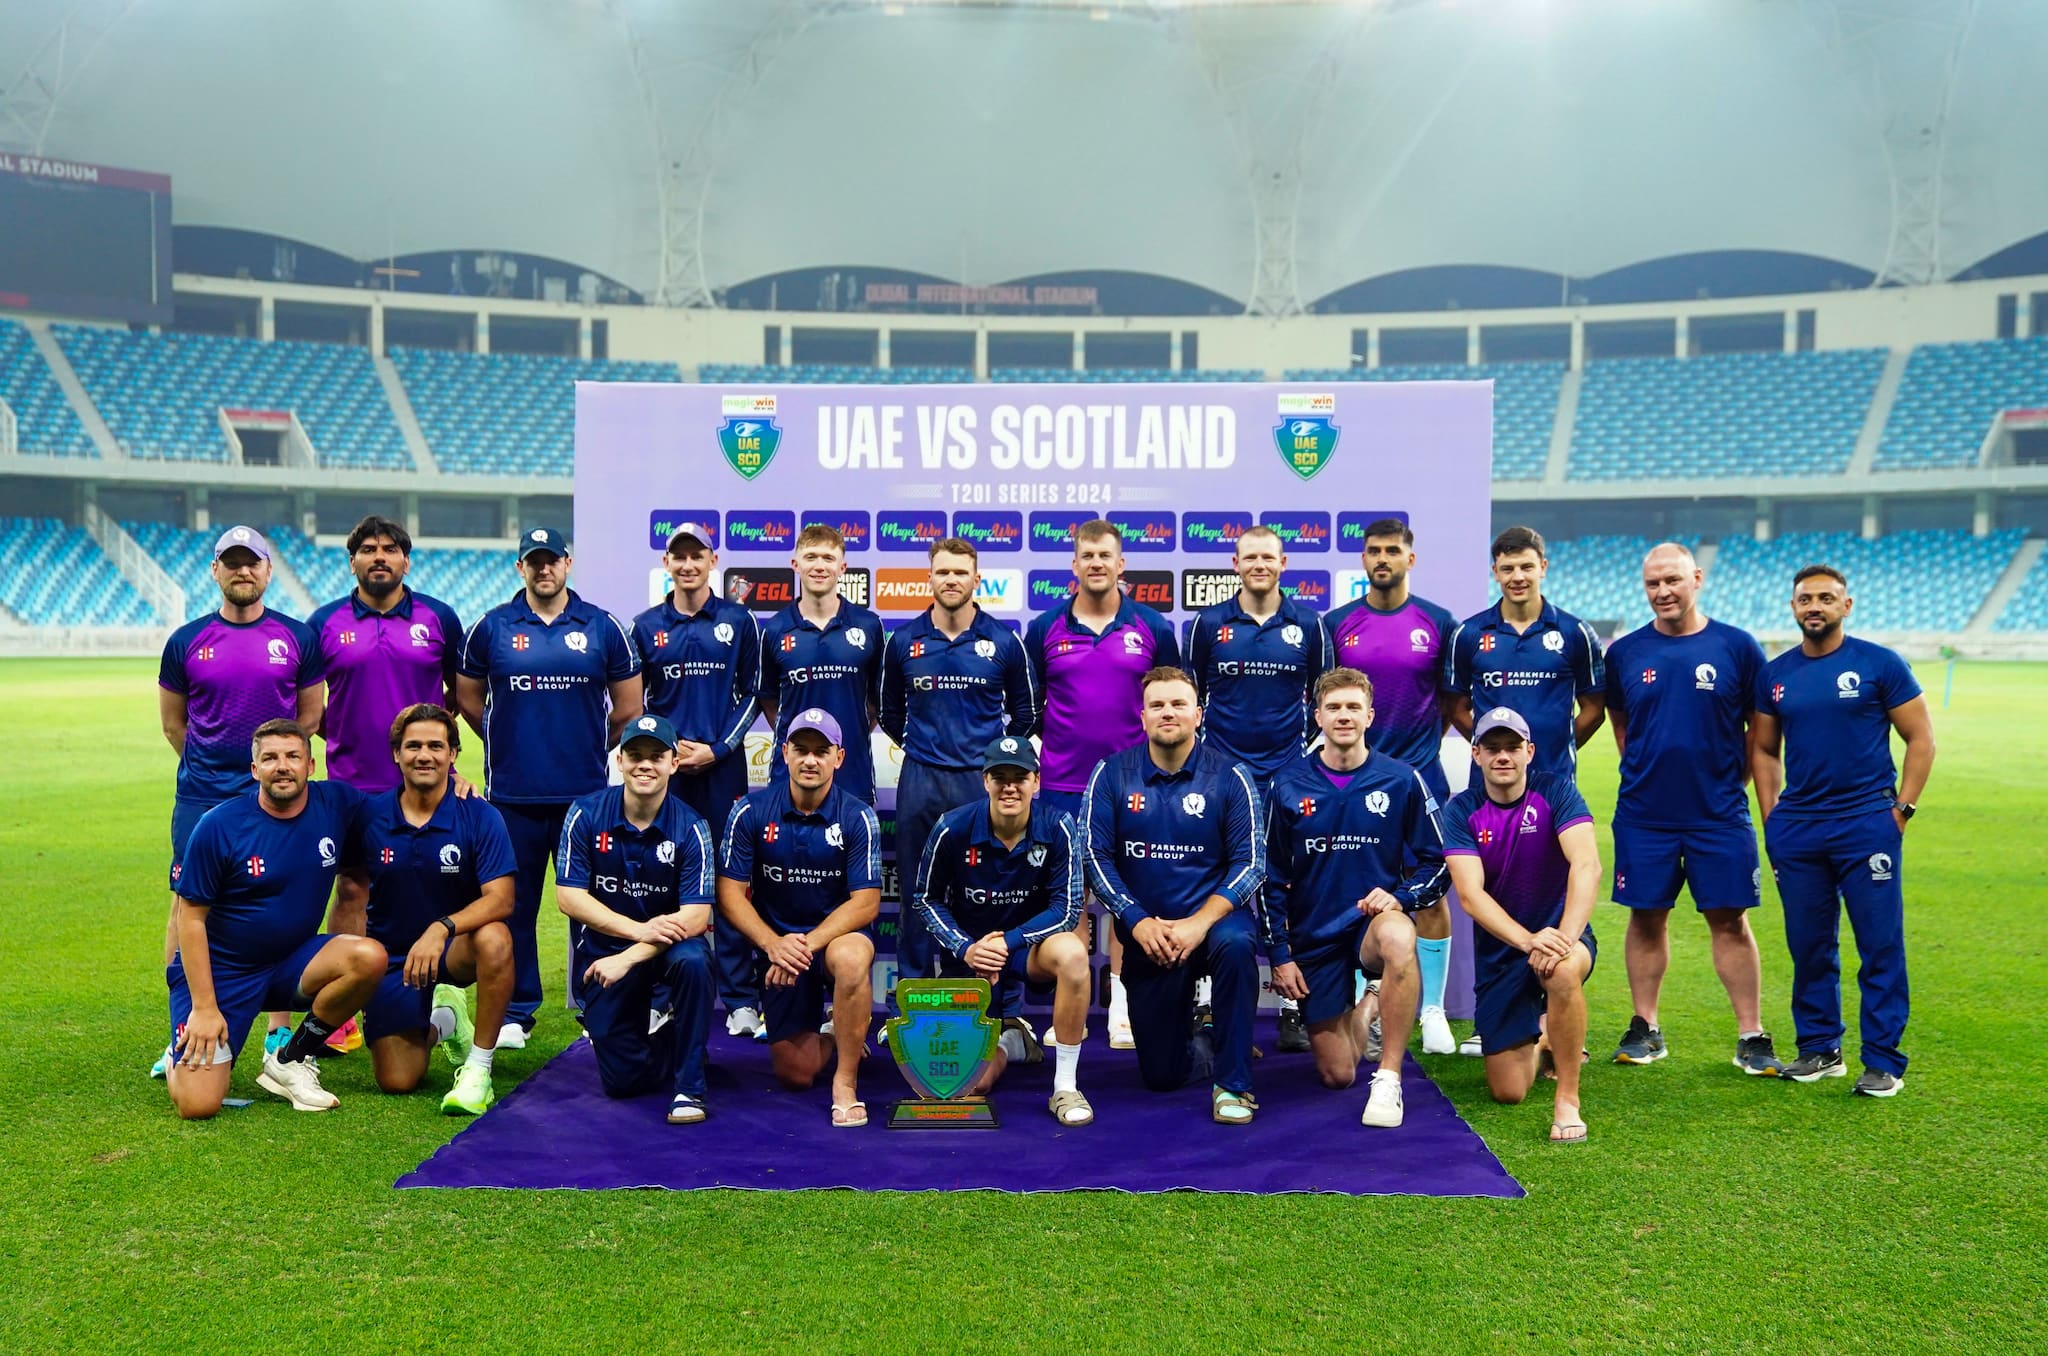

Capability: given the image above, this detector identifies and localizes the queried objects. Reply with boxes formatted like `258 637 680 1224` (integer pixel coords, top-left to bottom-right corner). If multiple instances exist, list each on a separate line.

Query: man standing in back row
1753 564 1935 1098
759 524 884 805
1603 542 1785 1075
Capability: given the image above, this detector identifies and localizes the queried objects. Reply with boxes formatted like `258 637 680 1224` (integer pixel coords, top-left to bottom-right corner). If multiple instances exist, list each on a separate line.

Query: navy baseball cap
619 713 679 751
212 525 272 561
665 522 717 553
518 526 570 561
981 735 1039 773
786 707 844 748
1473 707 1533 743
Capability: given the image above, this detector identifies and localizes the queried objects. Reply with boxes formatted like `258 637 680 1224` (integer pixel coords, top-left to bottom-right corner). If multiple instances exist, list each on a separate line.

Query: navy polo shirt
174 780 365 971
1186 593 1331 780
718 780 883 935
343 786 516 955
1446 599 1605 778
758 598 884 798
879 606 1036 771
1605 619 1768 829
1262 752 1448 965
1081 739 1265 927
556 785 715 958
631 592 762 760
909 801 1082 960
458 588 640 805
1755 636 1921 821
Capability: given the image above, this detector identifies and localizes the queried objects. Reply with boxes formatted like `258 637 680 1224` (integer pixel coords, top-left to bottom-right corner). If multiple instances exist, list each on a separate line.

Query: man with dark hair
309 515 464 794
1082 667 1264 1122
1753 564 1935 1097
759 523 885 805
1025 519 1180 1047
631 522 765 1038
343 703 518 1115
456 527 643 1049
152 525 327 1077
165 720 385 1118
1446 525 1606 780
1322 515 1462 1054
881 536 1035 997
1603 543 1783 1074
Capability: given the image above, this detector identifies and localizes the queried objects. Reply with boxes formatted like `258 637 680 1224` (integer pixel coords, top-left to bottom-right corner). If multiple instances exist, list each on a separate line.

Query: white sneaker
1458 1032 1484 1057
1361 1069 1404 1128
1108 1009 1134 1050
726 1006 763 1038
495 1023 528 1050
257 1052 339 1111
1420 1005 1456 1055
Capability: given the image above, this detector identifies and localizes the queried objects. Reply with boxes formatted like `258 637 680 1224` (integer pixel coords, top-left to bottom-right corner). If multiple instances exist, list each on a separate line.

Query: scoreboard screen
0 154 172 323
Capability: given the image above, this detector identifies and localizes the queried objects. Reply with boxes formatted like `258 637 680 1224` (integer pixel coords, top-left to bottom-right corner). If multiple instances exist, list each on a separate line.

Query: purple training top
306 587 463 790
1023 594 1180 794
1439 772 1592 929
1323 592 1455 773
159 609 325 803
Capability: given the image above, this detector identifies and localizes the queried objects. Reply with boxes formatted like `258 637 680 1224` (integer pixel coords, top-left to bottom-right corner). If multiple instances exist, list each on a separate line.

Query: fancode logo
802 510 871 552
1261 512 1332 553
876 569 936 612
951 512 1024 553
649 511 720 552
1338 511 1408 549
725 511 795 551
1183 512 1253 553
878 513 948 551
1278 571 1330 610
1029 512 1093 552
1105 511 1176 554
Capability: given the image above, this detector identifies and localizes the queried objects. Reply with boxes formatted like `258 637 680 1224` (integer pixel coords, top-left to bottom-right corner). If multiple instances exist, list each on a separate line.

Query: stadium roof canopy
4 0 2044 311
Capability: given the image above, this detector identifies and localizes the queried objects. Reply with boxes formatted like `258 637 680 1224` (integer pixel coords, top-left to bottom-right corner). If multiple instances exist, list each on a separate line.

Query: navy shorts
1290 924 1371 1026
360 951 457 1043
1612 819 1761 912
168 796 221 890
1472 919 1597 1052
935 946 1029 1013
761 963 833 1044
167 933 332 1064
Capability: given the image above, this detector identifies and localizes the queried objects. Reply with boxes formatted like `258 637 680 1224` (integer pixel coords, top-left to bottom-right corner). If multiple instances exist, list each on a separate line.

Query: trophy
883 978 1002 1129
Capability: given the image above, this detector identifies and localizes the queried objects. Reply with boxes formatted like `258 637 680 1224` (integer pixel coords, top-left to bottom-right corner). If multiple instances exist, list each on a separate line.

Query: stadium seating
1876 336 2048 471
124 520 239 620
699 364 974 385
1570 349 1885 481
56 327 410 469
1704 529 2023 634
1512 535 1703 632
407 545 518 629
0 319 96 458
991 368 1266 384
266 524 353 605
1286 362 1565 481
392 347 682 477
0 518 156 625
1993 551 2048 632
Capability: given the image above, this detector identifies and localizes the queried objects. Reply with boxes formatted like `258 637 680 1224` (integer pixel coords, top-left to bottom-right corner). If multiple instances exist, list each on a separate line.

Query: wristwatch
436 915 457 935
1896 803 1917 821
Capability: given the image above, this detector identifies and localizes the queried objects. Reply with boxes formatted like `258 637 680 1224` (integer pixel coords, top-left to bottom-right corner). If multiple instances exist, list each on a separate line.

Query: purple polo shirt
1323 592 1455 772
159 609 325 803
1024 595 1180 794
1439 773 1592 929
307 588 463 790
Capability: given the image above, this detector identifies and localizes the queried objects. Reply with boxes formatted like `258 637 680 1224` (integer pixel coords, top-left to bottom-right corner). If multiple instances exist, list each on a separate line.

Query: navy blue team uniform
910 801 1083 1006
1082 741 1265 1094
1446 600 1605 779
557 787 717 1100
1263 753 1449 1024
459 588 640 1031
1604 620 1768 912
343 789 517 1042
1185 595 1331 794
1756 638 1920 1077
1440 774 1599 1050
719 782 884 1042
168 781 368 1061
632 591 763 1014
759 599 884 803
881 608 1036 987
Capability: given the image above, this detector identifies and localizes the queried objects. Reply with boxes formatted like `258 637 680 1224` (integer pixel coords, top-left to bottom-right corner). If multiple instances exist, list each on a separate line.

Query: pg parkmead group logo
718 395 781 481
1275 393 1338 481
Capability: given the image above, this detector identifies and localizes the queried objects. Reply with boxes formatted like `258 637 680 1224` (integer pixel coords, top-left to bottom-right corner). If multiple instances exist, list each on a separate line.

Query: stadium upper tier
57 327 410 468
1286 363 1566 481
699 364 973 385
1994 549 2048 632
1703 529 2026 634
1877 336 2048 471
1500 534 1703 631
0 518 155 626
392 347 682 477
0 321 96 458
1570 349 1886 481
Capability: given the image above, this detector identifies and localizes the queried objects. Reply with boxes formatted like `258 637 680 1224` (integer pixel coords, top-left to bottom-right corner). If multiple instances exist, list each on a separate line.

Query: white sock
1053 1041 1081 1093
999 1029 1027 1061
1195 975 1212 1006
464 1044 495 1073
1108 973 1128 1018
429 1006 457 1044
1280 997 1300 1014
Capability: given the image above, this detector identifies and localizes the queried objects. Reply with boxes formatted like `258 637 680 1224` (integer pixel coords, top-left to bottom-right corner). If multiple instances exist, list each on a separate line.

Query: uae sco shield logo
719 416 781 481
1274 416 1338 481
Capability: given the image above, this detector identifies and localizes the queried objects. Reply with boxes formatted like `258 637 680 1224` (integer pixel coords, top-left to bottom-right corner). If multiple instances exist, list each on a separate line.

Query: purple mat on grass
396 1021 1522 1197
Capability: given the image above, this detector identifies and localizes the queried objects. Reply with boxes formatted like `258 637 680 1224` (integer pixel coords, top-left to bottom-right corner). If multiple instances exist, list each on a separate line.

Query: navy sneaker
1782 1048 1847 1082
1613 1015 1668 1064
1733 1032 1788 1077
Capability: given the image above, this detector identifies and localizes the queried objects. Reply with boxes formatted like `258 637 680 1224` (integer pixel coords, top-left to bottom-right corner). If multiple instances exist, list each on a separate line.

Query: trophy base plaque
888 1096 1000 1130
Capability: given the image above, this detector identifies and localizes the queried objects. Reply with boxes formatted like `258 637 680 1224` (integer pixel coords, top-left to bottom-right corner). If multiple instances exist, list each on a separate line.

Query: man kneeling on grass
1440 708 1601 1144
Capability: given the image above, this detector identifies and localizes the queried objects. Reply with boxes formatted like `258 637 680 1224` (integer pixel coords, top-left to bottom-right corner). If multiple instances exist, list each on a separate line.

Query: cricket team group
156 509 1934 1144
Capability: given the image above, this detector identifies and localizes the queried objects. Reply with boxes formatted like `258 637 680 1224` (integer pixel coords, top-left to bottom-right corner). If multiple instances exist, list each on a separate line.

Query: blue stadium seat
1877 336 2048 470
392 347 682 477
1286 362 1565 482
0 320 95 457
1706 529 2023 633
1492 535 1703 631
0 518 156 625
56 326 411 469
1993 551 2048 632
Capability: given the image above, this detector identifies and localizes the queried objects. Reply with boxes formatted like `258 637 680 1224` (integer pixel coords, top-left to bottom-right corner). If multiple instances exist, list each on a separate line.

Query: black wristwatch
436 915 457 936
1896 803 1917 822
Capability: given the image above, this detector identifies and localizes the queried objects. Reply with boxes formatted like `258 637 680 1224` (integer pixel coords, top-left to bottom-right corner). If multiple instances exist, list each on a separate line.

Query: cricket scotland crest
884 978 1002 1128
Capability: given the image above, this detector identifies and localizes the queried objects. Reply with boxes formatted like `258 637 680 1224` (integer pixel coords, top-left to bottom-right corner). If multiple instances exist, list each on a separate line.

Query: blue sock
1416 935 1450 1011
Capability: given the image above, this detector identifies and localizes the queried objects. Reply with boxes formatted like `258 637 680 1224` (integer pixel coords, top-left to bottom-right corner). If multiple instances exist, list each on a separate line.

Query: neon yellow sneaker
433 984 473 1068
441 1063 496 1116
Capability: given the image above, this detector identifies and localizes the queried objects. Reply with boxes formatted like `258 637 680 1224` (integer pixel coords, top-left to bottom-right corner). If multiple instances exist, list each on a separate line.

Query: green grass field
3 657 2044 1353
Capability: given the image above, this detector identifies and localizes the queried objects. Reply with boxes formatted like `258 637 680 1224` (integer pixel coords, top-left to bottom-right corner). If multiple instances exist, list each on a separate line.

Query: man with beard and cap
1753 565 1935 1098
152 525 327 1079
